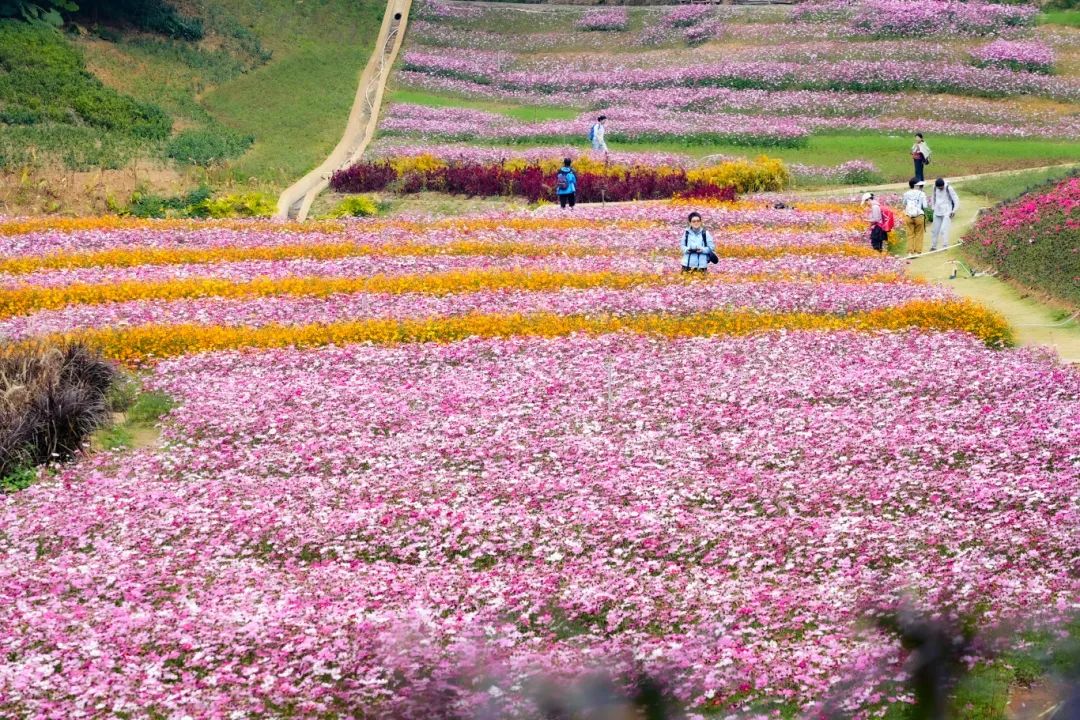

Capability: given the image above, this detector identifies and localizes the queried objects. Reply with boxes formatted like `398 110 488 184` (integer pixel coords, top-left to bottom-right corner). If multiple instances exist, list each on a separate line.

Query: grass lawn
442 132 1080 180
387 88 579 122
953 165 1078 203
380 90 1080 179
1039 9 1080 27
200 0 385 188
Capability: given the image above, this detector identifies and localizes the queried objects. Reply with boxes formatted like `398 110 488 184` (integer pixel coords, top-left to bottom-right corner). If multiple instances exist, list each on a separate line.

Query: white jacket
932 184 959 216
902 189 928 217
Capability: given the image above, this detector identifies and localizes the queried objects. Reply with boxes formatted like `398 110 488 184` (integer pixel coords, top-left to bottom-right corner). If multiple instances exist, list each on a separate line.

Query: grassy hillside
0 0 383 214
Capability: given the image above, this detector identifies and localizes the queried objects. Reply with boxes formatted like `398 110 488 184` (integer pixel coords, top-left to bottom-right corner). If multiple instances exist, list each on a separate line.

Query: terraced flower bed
3 197 1075 717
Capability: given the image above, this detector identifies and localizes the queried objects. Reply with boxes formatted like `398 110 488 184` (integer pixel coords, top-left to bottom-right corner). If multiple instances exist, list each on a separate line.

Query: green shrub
166 127 253 166
191 191 276 218
126 185 211 218
328 194 379 218
0 20 172 138
75 0 204 40
0 466 36 493
106 372 140 412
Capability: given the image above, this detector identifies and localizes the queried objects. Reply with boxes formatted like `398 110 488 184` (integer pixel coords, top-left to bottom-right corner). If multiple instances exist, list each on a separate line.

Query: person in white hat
861 192 886 252
901 178 929 255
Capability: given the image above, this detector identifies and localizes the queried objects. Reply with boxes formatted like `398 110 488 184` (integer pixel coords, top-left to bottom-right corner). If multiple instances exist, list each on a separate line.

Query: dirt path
903 196 1080 362
275 0 413 220
797 162 1079 198
791 164 1080 362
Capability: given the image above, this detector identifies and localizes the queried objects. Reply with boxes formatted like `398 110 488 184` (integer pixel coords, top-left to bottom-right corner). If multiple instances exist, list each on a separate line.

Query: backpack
557 170 571 191
684 229 718 264
588 124 596 142
878 206 897 233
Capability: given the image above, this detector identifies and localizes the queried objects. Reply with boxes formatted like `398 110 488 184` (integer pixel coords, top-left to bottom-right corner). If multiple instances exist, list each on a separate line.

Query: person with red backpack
556 157 577 210
861 192 894 253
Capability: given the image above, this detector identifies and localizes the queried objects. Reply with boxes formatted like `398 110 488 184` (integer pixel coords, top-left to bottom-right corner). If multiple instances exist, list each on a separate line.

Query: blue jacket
556 168 576 195
681 227 715 269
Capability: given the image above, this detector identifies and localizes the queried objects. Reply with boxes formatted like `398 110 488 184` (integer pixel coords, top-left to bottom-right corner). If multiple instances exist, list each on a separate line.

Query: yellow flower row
34 299 1011 365
0 269 909 318
0 201 862 237
0 214 664 237
0 226 867 275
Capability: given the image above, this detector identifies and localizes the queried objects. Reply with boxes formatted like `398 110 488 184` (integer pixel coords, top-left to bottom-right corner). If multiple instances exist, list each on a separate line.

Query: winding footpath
275 0 413 221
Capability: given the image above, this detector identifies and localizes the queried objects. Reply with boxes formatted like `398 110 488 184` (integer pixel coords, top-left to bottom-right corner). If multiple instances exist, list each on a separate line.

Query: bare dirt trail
275 0 413 220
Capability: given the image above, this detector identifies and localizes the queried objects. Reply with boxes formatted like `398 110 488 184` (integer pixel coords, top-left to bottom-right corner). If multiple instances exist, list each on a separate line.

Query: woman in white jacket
911 132 931 183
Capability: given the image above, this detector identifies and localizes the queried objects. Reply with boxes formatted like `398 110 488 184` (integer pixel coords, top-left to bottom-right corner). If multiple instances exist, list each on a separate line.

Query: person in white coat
589 115 608 152
930 177 959 251
911 132 931 183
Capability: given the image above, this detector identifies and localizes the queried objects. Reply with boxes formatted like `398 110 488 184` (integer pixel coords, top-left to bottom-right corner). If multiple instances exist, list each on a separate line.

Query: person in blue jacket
680 211 715 272
556 157 577 210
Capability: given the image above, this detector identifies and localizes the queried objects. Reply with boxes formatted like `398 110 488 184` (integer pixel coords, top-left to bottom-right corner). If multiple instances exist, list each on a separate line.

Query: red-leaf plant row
329 162 736 203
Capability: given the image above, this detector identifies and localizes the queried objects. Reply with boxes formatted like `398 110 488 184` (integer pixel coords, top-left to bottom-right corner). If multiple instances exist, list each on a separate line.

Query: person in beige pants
901 178 929 255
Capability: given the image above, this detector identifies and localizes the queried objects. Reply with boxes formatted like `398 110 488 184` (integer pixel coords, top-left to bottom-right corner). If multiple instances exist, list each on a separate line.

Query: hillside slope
0 0 383 215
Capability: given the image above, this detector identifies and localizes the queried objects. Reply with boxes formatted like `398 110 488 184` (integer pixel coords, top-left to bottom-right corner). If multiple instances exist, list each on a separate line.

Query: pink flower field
0 197 1077 717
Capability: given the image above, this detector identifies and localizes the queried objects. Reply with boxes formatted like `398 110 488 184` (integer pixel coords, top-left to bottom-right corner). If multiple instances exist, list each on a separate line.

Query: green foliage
125 390 175 425
0 0 76 27
0 20 171 138
955 166 1079 203
328 194 379 217
1040 9 1080 27
0 465 36 493
126 185 211 218
106 372 140 412
0 124 151 170
191 190 276 218
166 127 253 165
97 424 133 450
965 175 1080 307
75 0 203 40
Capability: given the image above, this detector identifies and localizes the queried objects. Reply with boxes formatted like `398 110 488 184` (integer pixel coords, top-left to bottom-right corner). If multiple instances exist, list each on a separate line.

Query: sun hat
860 192 874 204
915 180 926 187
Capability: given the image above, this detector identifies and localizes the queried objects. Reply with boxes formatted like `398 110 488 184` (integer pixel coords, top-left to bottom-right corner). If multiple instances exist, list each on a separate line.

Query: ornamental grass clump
0 342 117 480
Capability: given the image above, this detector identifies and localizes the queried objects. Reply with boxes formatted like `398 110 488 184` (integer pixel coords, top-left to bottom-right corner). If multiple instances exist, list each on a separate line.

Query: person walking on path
680 211 715 273
589 115 608 153
902 178 929 255
930 177 959 251
556 157 577 210
861 192 888 253
911 132 931 183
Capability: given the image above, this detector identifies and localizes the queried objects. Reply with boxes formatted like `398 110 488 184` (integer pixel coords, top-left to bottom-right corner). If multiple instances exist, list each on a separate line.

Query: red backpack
878 206 897 233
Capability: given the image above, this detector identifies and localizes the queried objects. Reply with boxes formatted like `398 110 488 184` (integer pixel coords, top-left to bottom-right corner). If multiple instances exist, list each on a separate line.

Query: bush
0 20 172 138
0 342 117 481
191 191 276 218
965 175 1080 307
328 195 379 218
127 185 212 218
166 127 254 166
74 0 204 40
686 156 790 193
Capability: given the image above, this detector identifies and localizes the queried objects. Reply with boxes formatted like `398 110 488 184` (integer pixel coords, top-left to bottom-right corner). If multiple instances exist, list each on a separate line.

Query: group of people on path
560 121 961 267
862 132 960 256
